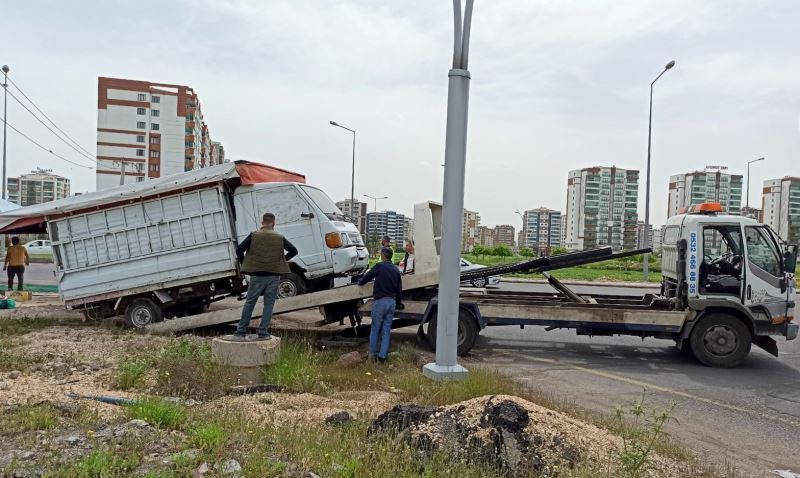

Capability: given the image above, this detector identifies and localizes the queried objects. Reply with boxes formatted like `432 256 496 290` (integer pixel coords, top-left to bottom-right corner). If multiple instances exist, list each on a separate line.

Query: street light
643 59 675 282
746 157 765 209
514 210 525 248
329 120 356 224
2 64 9 200
363 194 388 213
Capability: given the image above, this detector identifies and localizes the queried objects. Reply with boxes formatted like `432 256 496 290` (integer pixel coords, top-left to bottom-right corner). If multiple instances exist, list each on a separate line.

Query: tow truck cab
660 202 798 364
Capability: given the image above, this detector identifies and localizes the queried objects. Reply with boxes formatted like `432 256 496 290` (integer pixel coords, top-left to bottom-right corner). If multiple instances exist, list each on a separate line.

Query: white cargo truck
0 161 369 326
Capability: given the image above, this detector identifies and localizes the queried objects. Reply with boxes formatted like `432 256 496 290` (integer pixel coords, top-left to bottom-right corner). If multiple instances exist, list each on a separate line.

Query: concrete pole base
422 362 469 381
212 336 281 385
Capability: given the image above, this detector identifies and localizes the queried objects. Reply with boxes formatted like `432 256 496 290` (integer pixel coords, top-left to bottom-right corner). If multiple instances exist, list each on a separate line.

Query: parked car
24 239 52 255
460 258 500 287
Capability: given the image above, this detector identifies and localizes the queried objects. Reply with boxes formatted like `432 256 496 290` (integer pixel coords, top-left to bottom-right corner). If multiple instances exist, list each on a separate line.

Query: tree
492 245 512 262
472 245 487 258
519 248 535 258
551 246 568 256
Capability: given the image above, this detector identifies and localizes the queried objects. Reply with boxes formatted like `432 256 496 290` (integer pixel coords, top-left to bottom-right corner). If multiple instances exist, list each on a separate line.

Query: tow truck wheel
278 273 307 298
690 313 751 368
425 310 479 356
124 298 163 328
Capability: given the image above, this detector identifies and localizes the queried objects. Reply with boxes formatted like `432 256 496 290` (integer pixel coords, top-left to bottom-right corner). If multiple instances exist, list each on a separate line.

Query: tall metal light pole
746 157 765 209
423 0 475 381
643 59 675 282
515 210 525 249
2 65 10 200
329 121 356 224
363 194 388 214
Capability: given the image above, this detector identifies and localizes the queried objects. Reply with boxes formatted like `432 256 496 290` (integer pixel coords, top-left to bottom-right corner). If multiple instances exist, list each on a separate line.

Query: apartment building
7 168 70 206
96 77 224 190
462 209 481 252
667 169 742 218
335 199 368 236
520 208 562 254
635 221 653 250
762 177 800 245
564 167 639 252
477 226 495 248
493 225 515 248
740 206 762 221
366 210 406 248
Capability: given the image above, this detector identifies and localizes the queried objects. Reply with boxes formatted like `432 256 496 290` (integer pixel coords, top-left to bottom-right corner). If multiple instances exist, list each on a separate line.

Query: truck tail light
325 232 343 249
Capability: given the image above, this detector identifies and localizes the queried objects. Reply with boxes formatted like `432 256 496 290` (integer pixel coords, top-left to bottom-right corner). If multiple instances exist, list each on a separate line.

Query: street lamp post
2 65 9 200
329 121 356 225
746 157 765 210
514 209 525 249
643 59 675 282
423 0 475 381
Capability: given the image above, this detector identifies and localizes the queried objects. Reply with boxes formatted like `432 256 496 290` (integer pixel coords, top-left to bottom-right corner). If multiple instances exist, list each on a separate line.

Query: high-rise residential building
564 166 639 252
96 77 224 190
7 168 70 206
493 225 515 248
366 210 406 248
477 226 495 248
762 177 800 245
335 199 368 236
667 169 742 218
635 221 653 250
652 227 663 253
462 209 481 252
520 208 562 254
741 206 762 222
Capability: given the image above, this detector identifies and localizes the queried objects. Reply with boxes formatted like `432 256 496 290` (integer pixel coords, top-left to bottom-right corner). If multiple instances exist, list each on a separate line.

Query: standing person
3 237 29 291
380 235 393 260
402 240 415 273
232 213 298 341
358 247 403 362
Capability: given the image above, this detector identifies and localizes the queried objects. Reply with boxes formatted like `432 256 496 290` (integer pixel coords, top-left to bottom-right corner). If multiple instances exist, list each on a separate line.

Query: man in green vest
231 212 298 341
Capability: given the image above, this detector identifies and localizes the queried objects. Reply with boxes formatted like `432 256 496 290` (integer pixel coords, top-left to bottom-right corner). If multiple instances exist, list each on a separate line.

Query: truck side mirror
785 245 798 275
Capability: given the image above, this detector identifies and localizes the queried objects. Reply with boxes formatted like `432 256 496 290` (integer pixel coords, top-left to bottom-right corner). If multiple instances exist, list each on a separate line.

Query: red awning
234 162 305 184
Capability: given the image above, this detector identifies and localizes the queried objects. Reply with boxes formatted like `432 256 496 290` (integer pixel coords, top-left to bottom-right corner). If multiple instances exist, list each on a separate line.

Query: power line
0 117 94 169
4 88 96 166
6 76 95 158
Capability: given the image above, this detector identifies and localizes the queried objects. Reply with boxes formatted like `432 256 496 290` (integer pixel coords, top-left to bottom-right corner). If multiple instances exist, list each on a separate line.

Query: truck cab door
743 225 788 320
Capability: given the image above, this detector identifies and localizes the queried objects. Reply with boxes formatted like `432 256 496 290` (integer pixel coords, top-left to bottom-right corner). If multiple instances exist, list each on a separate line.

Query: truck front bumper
332 246 369 274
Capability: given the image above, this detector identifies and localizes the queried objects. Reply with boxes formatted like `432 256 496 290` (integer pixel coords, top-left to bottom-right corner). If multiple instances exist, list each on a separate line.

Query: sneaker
256 334 272 341
377 357 387 364
225 334 248 342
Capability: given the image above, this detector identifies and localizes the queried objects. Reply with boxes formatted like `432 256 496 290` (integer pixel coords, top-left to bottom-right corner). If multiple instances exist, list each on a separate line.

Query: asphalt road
16 262 57 285
471 282 800 476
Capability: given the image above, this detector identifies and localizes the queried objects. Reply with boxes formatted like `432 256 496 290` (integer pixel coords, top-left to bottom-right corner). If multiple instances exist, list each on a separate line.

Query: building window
136 149 145 157
150 151 160 159
151 110 160 117
136 176 144 182
136 135 145 143
149 164 160 172
137 108 146 115
136 121 146 129
151 123 160 131
150 137 160 145
137 93 146 101
151 96 160 104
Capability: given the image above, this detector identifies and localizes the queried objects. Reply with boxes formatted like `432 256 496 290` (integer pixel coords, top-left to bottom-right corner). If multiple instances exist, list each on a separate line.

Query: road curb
500 278 658 288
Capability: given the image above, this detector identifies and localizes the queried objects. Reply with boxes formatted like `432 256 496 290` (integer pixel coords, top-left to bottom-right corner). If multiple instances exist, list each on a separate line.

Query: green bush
189 422 229 455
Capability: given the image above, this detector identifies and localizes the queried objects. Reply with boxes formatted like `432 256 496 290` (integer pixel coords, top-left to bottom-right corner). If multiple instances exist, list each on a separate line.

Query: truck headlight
325 232 343 249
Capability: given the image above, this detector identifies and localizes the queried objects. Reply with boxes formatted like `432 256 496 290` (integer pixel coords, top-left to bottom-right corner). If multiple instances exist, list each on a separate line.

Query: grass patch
262 337 326 393
56 450 139 478
113 357 150 390
0 342 36 372
0 317 56 336
152 339 236 399
0 403 58 435
125 396 186 429
189 422 229 456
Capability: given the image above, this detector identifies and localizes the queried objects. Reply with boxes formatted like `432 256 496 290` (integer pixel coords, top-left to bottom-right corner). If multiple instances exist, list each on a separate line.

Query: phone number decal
688 232 697 295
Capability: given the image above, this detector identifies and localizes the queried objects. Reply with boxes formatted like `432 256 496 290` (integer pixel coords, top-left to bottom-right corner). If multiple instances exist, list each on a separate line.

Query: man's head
380 246 393 262
261 213 276 229
11 237 19 245
381 235 391 247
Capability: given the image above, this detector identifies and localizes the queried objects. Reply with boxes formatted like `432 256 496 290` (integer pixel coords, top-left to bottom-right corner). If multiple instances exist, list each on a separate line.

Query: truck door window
300 186 347 221
700 225 743 295
745 226 782 277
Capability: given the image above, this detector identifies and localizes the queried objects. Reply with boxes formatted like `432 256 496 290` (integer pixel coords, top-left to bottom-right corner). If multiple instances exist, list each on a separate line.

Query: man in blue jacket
358 247 403 362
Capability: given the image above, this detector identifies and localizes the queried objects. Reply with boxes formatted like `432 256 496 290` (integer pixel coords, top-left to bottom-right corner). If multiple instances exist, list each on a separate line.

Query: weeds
262 337 325 393
0 317 56 336
126 396 186 429
189 422 229 456
56 450 139 478
0 403 58 435
114 357 150 390
612 392 677 478
153 339 236 399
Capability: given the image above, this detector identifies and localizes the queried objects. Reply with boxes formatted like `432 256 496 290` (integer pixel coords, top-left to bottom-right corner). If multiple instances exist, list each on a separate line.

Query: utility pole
423 0 475 381
329 121 356 225
2 65 10 199
746 157 765 209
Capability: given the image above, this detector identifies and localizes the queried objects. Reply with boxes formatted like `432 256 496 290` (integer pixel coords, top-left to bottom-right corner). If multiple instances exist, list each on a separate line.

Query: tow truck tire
278 273 307 298
689 313 751 368
426 310 479 356
124 298 163 328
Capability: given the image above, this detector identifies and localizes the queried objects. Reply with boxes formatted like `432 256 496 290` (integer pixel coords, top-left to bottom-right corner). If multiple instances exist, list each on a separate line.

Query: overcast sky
3 0 799 227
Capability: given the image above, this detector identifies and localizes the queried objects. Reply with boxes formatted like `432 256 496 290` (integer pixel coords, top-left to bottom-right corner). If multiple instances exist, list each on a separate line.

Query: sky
2 0 799 228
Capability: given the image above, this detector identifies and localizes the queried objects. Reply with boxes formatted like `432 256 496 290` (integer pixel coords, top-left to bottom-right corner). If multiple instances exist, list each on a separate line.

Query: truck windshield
300 186 347 221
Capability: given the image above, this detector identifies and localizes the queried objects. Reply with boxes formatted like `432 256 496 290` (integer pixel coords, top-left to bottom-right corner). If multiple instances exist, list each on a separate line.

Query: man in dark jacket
232 212 298 341
358 247 403 361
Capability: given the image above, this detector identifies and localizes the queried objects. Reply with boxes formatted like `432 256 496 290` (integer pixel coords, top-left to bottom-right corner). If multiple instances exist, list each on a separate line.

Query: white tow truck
148 201 797 368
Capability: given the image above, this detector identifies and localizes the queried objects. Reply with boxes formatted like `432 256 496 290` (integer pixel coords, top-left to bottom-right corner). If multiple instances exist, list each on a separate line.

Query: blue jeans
370 298 395 359
236 275 280 336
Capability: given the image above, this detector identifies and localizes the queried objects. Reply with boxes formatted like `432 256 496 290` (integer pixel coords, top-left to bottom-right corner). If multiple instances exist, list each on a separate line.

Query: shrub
612 393 677 478
153 339 235 399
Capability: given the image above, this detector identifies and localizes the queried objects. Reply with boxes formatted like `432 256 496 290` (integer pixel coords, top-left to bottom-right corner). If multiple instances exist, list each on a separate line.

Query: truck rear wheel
278 273 307 298
425 310 479 356
689 313 751 368
124 298 163 328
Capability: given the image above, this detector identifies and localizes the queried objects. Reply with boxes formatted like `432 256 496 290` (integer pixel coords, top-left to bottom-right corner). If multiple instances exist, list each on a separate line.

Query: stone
126 419 150 429
195 462 210 475
64 435 81 446
8 370 21 379
325 411 353 426
335 351 363 368
89 363 102 371
305 473 321 478
0 381 9 391
215 459 242 475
